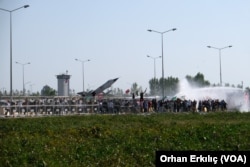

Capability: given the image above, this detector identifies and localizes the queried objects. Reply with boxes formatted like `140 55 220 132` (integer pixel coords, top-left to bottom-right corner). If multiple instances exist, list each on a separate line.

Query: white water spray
174 79 249 112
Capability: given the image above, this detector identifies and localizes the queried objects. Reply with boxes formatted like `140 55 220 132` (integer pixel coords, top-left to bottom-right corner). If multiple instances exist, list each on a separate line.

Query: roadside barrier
0 104 100 117
0 103 141 117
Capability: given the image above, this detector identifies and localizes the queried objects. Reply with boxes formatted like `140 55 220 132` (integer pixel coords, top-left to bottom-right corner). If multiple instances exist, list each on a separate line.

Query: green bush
0 112 250 166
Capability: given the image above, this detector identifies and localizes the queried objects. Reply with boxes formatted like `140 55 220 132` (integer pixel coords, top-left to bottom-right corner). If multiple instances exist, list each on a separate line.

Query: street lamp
146 55 161 79
75 59 90 92
0 5 29 98
147 28 177 99
16 62 30 96
207 45 232 86
147 55 161 95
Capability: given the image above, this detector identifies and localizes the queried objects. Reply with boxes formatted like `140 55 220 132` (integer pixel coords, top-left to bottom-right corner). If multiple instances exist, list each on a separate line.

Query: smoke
175 78 249 112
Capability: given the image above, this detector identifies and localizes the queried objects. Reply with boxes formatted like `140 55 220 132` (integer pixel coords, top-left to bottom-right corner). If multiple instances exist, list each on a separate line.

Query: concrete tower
56 71 71 96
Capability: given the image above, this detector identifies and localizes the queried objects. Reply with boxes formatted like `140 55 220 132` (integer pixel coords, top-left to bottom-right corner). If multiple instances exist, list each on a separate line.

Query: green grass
0 112 250 166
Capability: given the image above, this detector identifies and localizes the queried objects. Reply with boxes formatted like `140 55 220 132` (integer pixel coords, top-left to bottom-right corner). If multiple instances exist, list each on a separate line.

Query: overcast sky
1 0 250 94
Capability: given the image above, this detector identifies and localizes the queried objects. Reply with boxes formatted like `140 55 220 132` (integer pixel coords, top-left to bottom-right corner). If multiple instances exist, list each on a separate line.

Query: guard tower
56 71 71 96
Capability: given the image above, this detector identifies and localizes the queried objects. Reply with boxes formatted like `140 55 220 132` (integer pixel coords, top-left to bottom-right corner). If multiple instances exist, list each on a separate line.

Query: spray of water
174 78 249 112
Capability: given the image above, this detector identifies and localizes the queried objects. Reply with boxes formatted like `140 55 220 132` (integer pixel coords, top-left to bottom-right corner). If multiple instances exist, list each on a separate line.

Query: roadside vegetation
0 112 250 166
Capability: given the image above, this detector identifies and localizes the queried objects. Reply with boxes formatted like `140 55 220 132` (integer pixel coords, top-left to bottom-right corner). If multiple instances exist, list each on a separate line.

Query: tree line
133 72 246 97
1 72 248 97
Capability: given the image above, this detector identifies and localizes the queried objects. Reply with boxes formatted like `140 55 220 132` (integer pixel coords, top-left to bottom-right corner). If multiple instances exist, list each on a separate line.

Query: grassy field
0 112 250 166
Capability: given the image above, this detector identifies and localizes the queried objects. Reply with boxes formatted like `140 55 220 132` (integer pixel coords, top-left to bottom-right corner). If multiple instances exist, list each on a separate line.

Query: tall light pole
75 59 90 92
147 55 161 95
207 45 232 86
147 28 177 99
0 5 29 98
16 62 30 96
147 55 161 79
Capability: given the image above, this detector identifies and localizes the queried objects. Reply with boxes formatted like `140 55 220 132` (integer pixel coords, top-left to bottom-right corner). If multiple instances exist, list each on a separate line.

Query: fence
0 103 141 117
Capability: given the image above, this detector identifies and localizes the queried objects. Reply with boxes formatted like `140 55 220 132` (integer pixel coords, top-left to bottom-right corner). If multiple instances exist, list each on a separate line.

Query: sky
0 0 250 94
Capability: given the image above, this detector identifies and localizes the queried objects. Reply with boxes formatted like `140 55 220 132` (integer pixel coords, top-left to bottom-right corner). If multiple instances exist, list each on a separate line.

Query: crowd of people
0 96 229 116
157 98 227 112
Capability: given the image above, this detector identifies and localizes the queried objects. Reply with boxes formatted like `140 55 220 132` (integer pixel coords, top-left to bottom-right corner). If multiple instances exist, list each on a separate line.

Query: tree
32 91 40 96
149 76 179 96
149 78 160 95
237 84 243 89
41 85 56 96
162 76 179 96
186 72 210 88
111 88 123 96
13 89 20 96
130 82 142 96
245 87 250 96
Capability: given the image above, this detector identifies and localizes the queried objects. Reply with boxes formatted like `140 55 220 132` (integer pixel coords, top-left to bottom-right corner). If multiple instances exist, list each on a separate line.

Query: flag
125 89 130 94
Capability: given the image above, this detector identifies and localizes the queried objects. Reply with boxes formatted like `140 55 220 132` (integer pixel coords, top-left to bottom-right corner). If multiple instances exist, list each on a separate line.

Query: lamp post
147 55 161 79
75 59 90 92
0 5 29 98
16 62 30 96
147 28 177 99
207 45 232 86
147 55 161 95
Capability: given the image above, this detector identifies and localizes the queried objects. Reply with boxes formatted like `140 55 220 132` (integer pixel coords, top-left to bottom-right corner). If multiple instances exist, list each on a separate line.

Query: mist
174 79 249 112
